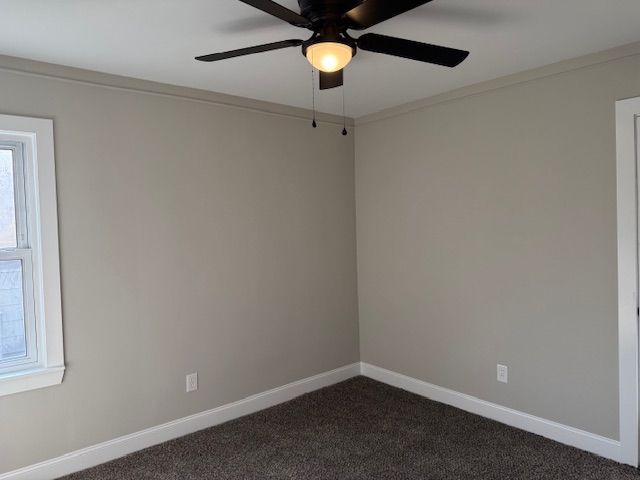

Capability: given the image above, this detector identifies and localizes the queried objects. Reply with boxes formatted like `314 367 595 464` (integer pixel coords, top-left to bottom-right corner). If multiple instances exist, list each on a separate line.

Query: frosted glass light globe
306 42 353 73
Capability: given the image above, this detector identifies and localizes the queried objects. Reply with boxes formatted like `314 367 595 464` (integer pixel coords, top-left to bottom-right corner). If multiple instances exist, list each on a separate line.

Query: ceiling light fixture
306 42 353 73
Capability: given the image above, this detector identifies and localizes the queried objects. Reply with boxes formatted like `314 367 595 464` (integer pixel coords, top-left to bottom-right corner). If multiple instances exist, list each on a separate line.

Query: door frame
616 95 640 466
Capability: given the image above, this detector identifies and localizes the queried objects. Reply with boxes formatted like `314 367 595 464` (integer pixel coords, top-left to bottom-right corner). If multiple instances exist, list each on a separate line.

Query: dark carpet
61 377 640 479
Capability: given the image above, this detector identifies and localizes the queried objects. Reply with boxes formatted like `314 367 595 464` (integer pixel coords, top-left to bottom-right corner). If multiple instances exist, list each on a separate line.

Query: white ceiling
1 0 639 117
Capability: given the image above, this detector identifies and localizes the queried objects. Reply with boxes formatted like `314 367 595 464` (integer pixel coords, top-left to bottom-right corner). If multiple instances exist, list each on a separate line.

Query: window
0 114 64 396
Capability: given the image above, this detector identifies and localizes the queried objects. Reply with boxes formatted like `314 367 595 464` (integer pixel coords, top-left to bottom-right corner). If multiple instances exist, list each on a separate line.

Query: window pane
0 260 26 362
0 149 17 249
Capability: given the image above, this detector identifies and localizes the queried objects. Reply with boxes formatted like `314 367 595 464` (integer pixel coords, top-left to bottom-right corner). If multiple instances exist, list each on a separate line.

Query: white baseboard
3 361 626 479
0 363 360 480
360 362 622 463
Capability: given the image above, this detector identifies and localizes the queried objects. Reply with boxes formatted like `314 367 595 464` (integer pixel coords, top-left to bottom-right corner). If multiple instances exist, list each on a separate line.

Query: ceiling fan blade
195 39 303 62
319 70 344 90
344 0 433 30
357 33 469 67
237 0 311 28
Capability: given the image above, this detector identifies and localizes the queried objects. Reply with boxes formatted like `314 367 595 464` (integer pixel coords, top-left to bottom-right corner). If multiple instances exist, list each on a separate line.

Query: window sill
0 365 65 397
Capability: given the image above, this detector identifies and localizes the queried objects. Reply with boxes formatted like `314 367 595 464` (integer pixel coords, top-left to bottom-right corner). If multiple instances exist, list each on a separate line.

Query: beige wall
0 62 359 473
355 52 640 440
2 43 639 474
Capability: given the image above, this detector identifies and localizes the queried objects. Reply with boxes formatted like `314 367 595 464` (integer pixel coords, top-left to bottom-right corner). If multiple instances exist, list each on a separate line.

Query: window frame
0 114 64 396
0 142 38 371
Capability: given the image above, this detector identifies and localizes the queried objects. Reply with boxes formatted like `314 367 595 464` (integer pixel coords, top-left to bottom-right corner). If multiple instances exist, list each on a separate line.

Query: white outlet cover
186 373 198 392
497 364 508 384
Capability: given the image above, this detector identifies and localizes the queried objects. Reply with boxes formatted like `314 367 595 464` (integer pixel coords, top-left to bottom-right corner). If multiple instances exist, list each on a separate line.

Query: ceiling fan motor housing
298 0 350 26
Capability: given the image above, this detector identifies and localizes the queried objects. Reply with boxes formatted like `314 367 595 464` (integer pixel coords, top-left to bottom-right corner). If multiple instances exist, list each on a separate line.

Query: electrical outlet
497 364 508 384
186 372 198 392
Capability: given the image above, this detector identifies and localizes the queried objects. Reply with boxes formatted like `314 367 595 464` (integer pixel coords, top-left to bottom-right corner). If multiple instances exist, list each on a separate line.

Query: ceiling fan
195 0 470 91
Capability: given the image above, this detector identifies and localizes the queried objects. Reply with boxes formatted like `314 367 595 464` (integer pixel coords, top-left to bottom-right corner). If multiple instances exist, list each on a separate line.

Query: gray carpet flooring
61 376 640 479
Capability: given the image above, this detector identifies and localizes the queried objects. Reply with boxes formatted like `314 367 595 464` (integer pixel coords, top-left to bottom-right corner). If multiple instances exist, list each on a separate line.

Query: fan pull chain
311 53 317 128
342 83 348 136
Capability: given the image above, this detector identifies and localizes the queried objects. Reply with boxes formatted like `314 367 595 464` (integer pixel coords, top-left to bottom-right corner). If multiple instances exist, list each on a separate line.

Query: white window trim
0 114 64 396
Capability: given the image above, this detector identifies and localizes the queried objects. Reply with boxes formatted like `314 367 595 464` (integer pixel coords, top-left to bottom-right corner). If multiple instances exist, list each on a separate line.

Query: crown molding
0 54 354 127
356 41 640 126
2 41 638 130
